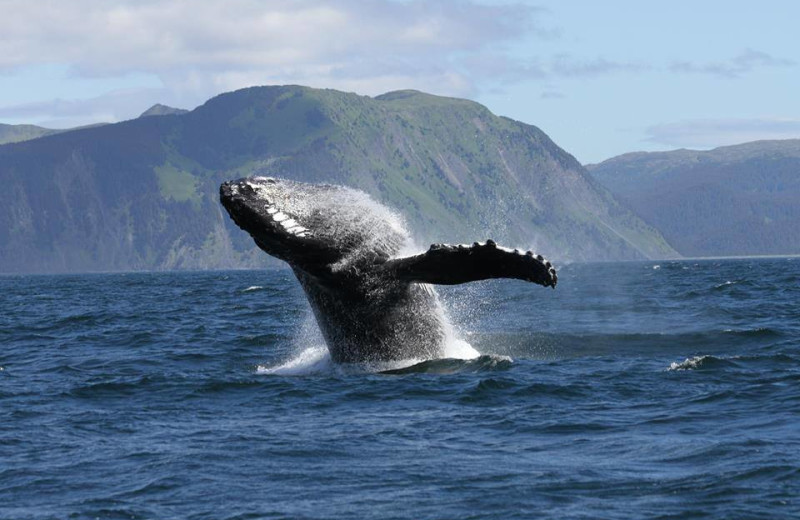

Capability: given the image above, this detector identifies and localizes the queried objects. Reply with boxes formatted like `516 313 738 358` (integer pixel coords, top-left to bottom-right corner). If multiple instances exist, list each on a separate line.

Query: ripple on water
2 261 800 519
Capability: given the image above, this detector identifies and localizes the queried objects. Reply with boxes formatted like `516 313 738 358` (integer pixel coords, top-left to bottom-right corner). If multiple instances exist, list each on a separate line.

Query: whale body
220 177 557 363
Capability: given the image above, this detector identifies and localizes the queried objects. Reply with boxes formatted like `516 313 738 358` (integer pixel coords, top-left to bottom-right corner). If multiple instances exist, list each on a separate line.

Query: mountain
139 104 189 118
0 85 675 274
0 122 112 145
0 123 58 145
588 140 800 257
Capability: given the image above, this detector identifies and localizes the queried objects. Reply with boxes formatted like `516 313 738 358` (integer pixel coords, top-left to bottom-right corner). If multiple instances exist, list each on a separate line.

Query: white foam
443 337 480 360
257 313 334 376
257 345 332 375
242 285 263 293
258 346 427 376
668 355 714 371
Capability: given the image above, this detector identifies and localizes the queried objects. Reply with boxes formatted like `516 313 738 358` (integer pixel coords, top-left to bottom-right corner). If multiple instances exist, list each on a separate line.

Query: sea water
1 258 799 519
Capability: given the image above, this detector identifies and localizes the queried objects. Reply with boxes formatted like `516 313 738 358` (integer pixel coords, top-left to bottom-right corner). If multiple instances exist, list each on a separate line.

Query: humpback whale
220 177 557 363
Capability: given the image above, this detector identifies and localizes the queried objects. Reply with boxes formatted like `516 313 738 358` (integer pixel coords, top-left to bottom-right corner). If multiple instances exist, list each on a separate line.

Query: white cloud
0 0 544 124
540 90 564 99
670 49 795 79
645 118 800 148
0 0 535 84
550 55 647 78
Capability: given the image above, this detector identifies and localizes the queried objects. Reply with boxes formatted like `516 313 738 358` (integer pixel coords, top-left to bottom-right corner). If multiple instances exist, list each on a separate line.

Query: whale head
220 177 410 271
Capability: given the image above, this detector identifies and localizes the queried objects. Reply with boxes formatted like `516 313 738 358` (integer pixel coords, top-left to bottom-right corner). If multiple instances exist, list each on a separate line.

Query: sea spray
257 313 332 375
258 284 480 375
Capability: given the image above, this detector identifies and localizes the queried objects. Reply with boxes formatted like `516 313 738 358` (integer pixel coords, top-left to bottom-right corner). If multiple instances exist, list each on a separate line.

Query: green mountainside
0 122 112 145
139 104 189 118
0 123 58 145
0 85 675 273
588 140 800 257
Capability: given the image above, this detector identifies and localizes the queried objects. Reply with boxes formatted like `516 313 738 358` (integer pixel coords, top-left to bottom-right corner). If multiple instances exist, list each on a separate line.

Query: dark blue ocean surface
2 258 799 519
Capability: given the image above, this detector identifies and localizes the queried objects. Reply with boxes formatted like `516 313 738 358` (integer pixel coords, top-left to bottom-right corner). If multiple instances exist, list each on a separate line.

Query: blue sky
1 0 798 163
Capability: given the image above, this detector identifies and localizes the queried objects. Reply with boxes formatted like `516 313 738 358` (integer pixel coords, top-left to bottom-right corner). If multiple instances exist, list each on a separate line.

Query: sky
1 0 798 163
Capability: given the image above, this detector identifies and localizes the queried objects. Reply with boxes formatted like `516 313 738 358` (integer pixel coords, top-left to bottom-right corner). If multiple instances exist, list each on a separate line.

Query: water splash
246 179 487 374
438 300 480 360
257 313 332 375
325 188 413 270
256 345 331 376
257 288 480 376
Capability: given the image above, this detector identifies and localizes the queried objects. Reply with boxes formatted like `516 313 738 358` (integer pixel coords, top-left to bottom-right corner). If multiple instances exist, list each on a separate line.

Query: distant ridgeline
0 123 59 145
588 140 800 257
0 86 675 274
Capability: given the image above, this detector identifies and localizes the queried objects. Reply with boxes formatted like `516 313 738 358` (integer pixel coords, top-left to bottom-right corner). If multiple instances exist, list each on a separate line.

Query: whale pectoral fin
383 241 557 288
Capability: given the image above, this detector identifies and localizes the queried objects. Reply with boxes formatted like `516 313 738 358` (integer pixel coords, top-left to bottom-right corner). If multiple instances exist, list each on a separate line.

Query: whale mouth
220 177 347 271
220 179 312 239
219 181 256 233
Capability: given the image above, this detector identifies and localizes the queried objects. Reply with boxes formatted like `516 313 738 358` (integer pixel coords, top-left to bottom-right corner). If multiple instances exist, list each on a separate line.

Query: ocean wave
54 312 106 327
256 349 505 377
667 355 736 371
67 376 160 398
711 279 755 291
722 327 782 338
241 285 264 293
509 328 787 359
381 354 513 375
668 351 800 373
4 264 800 519
256 337 491 377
